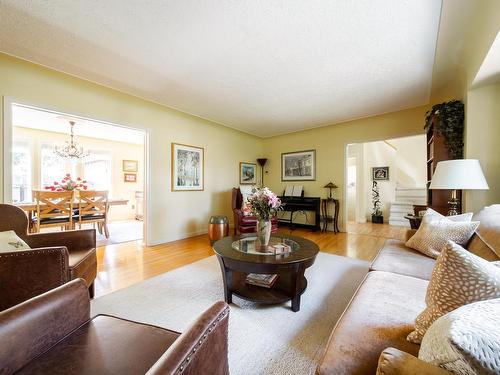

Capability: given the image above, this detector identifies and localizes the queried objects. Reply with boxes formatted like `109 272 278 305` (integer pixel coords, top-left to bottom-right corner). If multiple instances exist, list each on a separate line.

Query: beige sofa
317 206 500 375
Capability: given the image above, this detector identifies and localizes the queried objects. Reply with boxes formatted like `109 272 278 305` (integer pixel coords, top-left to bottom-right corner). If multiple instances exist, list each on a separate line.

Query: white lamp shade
429 159 489 190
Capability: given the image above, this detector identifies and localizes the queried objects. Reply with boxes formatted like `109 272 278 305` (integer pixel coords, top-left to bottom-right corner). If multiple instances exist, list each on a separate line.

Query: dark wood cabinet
426 117 461 215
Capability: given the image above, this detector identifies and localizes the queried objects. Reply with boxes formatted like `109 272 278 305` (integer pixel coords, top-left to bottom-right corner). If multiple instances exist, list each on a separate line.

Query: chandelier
54 121 89 159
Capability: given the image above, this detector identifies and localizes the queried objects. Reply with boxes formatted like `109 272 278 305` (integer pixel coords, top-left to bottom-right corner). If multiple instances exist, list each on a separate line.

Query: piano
278 195 321 231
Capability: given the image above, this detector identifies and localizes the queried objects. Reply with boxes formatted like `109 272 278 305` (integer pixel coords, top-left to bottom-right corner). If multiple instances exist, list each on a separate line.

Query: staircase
389 187 426 227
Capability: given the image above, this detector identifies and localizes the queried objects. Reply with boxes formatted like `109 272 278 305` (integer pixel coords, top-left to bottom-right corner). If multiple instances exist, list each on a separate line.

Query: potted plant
371 181 383 224
247 187 283 246
424 100 464 159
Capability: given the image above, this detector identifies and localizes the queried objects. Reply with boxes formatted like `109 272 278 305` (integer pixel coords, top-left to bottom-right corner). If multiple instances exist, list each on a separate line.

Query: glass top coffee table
213 234 319 312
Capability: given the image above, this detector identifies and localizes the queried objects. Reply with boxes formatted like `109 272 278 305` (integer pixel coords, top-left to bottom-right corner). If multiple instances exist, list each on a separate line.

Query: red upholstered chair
231 188 278 235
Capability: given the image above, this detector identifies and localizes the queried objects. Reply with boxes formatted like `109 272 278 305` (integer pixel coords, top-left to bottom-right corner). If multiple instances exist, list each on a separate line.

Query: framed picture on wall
281 150 316 181
372 166 389 181
123 160 138 172
124 173 137 183
171 143 204 191
239 162 257 184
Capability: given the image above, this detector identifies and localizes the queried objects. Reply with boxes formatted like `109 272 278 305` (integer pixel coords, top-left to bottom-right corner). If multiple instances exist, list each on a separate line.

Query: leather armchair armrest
0 279 90 374
147 301 230 375
0 247 70 310
376 348 453 375
405 229 417 241
25 229 96 253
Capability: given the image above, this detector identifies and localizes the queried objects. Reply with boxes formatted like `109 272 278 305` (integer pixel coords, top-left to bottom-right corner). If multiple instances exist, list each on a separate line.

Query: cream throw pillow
419 298 500 375
0 230 30 253
405 209 478 258
408 241 500 344
424 208 474 223
239 185 253 209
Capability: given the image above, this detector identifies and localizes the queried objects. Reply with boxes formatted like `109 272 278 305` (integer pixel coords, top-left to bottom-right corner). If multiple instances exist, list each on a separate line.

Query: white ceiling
13 104 145 145
0 1 443 137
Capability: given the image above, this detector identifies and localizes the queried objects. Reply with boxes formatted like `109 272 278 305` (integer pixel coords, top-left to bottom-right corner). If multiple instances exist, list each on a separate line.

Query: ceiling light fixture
54 120 89 159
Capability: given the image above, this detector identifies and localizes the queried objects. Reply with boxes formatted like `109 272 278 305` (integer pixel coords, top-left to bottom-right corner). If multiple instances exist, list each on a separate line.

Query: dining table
15 198 129 233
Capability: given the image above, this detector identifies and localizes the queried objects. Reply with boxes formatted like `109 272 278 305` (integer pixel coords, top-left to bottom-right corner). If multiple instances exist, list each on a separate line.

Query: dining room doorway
3 101 148 246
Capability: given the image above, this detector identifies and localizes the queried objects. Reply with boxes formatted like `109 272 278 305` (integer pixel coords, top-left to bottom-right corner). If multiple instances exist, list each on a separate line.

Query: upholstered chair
0 204 97 310
0 279 230 375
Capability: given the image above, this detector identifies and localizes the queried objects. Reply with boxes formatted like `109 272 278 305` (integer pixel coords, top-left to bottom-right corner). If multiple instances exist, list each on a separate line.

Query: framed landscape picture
122 159 138 172
372 166 389 181
239 162 257 184
282 150 316 181
171 143 204 191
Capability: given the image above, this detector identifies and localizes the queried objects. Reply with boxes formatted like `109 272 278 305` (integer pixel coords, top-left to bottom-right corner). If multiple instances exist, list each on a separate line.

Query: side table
404 214 422 229
321 198 339 233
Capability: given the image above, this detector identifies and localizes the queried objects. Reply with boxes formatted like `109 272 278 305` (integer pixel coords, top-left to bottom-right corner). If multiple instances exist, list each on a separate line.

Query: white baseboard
147 225 235 247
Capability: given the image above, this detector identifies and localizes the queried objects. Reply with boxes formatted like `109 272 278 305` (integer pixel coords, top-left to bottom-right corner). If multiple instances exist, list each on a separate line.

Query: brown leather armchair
0 279 230 375
0 204 97 310
231 187 278 235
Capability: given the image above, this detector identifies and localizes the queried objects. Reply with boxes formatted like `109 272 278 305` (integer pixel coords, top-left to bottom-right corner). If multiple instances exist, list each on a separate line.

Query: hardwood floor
94 223 408 298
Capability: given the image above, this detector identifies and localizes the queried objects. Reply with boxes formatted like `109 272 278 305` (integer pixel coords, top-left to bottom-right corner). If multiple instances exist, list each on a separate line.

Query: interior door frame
2 96 151 246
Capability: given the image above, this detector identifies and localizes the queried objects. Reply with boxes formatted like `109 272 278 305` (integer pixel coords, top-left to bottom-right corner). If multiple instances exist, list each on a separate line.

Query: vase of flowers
247 187 283 246
44 173 89 192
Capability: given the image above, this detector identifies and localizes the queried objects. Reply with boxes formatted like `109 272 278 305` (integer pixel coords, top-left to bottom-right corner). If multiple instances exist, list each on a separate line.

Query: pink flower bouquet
247 187 283 221
45 173 89 191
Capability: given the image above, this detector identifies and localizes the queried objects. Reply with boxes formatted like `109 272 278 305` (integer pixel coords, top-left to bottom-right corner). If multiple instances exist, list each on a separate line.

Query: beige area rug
91 253 369 374
95 220 143 246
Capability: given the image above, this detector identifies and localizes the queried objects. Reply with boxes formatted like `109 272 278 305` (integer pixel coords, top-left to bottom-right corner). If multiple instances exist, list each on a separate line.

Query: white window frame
83 150 112 194
11 139 34 203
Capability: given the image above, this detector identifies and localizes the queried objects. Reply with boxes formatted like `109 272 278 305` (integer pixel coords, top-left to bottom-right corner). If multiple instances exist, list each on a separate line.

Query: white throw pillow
0 230 30 253
239 185 253 209
405 209 479 258
408 241 500 344
419 298 500 375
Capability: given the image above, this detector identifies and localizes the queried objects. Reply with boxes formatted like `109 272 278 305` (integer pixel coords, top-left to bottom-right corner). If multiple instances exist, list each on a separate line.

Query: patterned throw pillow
419 299 500 375
408 241 500 344
405 215 479 258
0 230 30 253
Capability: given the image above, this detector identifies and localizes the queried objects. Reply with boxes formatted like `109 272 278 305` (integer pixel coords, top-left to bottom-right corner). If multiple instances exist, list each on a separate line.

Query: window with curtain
84 151 112 192
12 141 32 203
40 144 68 188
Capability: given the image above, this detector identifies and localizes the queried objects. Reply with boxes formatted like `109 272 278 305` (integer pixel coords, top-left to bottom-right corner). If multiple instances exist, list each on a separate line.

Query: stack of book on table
272 243 291 254
245 273 278 288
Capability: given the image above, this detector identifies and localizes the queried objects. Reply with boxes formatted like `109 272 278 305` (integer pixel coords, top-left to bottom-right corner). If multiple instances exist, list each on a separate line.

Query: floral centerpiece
44 173 89 192
247 187 283 245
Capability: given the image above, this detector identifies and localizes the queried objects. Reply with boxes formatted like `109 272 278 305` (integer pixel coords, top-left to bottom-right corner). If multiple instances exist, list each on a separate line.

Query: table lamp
429 159 489 216
323 182 338 199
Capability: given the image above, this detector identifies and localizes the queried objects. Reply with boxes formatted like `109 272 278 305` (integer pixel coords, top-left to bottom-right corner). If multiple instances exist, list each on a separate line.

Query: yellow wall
0 53 263 244
462 0 500 212
465 82 500 212
262 106 428 230
13 126 144 221
463 1 500 88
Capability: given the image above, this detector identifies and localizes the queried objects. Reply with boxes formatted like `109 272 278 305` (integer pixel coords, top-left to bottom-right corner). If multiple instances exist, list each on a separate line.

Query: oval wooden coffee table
213 234 319 312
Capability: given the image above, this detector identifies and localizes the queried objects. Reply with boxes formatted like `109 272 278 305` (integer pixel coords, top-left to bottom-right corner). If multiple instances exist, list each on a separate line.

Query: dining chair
33 190 74 233
77 190 110 238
